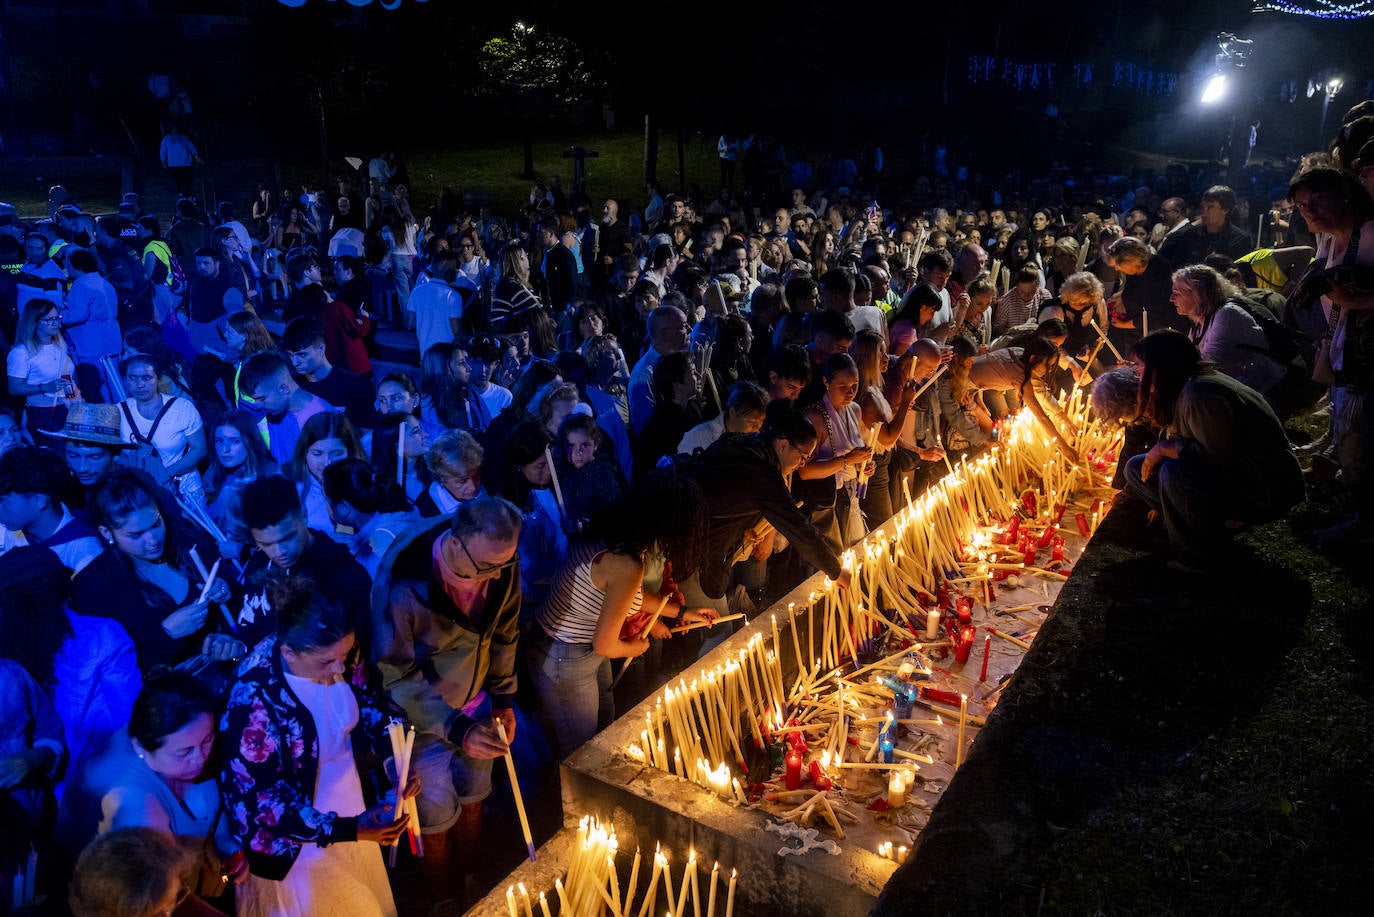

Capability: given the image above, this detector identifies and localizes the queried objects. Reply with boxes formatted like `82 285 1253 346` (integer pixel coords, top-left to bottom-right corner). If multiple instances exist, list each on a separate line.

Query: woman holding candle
1123 332 1303 569
73 470 232 671
528 467 715 754
1017 337 1081 464
1037 271 1109 365
285 411 367 543
220 577 416 917
851 330 920 528
799 353 875 550
368 373 441 502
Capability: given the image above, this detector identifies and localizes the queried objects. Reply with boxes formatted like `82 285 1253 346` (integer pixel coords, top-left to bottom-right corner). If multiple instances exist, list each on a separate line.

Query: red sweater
321 297 372 374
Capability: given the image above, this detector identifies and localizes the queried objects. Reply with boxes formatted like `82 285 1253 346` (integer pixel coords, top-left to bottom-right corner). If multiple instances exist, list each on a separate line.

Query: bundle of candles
385 720 423 864
505 816 739 917
622 399 1120 858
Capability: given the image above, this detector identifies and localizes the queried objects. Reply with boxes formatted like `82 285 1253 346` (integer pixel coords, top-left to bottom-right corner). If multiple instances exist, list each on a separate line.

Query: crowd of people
2 102 1373 917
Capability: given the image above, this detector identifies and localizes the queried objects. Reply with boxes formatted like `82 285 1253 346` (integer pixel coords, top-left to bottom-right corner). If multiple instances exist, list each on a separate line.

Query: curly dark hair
589 465 706 579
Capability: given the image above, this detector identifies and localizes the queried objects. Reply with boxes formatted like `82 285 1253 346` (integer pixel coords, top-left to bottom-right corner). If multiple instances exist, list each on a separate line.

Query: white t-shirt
406 281 465 357
7 342 75 407
848 305 888 340
678 414 725 455
473 383 513 426
119 395 204 482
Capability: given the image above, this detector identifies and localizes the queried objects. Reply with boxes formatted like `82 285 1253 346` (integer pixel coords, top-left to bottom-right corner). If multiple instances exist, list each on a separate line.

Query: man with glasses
683 406 850 636
373 496 524 904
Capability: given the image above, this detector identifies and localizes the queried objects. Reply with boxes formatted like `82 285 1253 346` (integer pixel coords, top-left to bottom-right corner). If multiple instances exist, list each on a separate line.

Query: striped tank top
537 541 643 645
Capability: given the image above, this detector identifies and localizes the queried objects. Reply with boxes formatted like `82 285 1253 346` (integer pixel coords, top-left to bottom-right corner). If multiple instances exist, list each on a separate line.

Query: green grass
402 128 722 217
0 128 725 221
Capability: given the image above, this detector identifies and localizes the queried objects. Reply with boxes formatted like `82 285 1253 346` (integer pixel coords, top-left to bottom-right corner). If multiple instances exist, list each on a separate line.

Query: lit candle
506 886 518 917
888 770 907 807
925 608 941 640
538 892 552 917
707 862 720 917
785 747 803 790
897 844 909 864
954 625 976 664
809 752 833 790
725 868 737 917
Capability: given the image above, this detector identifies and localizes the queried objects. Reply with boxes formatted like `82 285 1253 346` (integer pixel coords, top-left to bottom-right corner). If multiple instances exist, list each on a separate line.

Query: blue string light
1254 1 1374 19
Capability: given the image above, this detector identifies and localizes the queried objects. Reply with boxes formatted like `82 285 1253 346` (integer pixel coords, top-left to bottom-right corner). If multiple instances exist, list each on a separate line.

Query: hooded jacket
370 516 521 747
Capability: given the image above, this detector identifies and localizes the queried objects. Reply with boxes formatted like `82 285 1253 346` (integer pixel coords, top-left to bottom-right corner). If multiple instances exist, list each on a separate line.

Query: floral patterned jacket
218 636 399 880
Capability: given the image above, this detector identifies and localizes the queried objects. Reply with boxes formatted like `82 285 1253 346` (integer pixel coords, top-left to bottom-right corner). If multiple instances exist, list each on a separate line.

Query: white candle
725 868 737 917
888 771 906 807
925 608 941 640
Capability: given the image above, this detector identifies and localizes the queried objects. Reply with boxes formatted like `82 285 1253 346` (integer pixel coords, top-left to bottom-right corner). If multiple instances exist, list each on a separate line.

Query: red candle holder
1003 515 1021 544
808 758 832 790
1037 525 1057 549
954 626 976 664
1051 537 1066 563
1051 503 1066 524
785 749 803 790
1075 512 1091 538
1022 491 1038 515
955 596 973 627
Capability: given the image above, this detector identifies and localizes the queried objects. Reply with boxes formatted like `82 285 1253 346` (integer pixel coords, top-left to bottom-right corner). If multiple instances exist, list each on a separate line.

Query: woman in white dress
220 578 416 917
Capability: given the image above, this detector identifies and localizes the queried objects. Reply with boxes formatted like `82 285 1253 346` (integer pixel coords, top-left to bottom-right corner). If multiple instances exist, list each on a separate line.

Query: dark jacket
539 243 579 312
685 433 843 598
237 531 374 652
219 636 397 880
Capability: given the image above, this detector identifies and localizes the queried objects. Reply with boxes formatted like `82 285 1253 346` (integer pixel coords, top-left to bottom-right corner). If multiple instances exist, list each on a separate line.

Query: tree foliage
474 21 606 110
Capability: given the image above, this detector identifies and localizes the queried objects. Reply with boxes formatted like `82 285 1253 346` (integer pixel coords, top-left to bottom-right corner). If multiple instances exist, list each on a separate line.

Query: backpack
1230 296 1304 365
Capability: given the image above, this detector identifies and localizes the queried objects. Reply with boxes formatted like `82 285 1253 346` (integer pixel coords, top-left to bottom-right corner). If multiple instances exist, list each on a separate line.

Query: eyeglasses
452 531 519 580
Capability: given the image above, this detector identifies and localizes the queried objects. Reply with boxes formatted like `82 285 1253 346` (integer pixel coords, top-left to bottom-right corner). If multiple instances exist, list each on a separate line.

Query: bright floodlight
1201 74 1228 104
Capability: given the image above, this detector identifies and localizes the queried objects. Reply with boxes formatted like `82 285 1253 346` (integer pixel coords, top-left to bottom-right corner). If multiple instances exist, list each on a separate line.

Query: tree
474 21 607 179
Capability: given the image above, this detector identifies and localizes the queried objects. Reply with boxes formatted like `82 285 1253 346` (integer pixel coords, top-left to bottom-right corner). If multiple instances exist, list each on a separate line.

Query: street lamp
1201 74 1228 104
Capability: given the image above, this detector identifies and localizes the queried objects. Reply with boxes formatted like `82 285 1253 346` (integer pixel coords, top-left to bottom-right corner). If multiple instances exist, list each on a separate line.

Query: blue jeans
527 631 613 757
